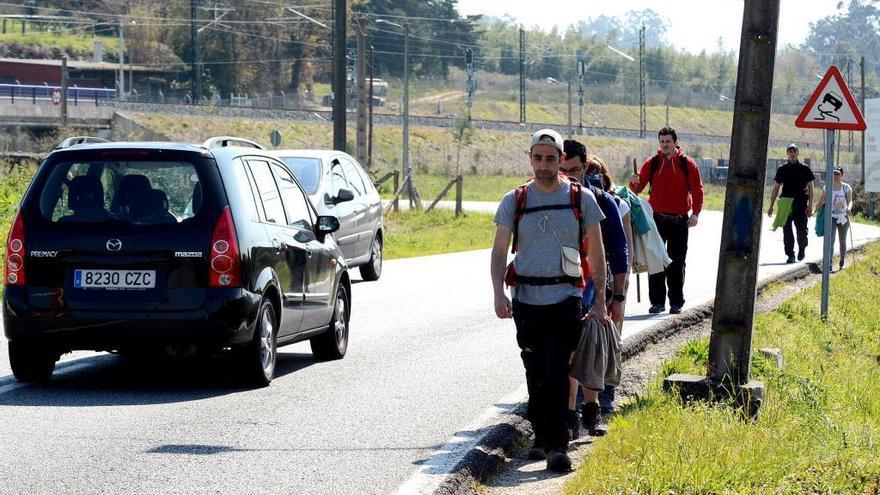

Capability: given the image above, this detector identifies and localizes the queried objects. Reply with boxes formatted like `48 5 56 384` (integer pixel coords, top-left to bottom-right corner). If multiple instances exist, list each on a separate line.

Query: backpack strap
511 183 529 254
570 182 585 254
648 154 690 193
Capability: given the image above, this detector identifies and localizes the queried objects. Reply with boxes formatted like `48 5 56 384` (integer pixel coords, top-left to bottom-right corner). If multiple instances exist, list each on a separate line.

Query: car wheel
238 298 277 387
9 341 57 383
359 235 382 281
310 284 349 360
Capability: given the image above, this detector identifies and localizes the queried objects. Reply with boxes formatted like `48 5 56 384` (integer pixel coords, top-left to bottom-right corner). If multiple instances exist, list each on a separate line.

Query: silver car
272 150 384 281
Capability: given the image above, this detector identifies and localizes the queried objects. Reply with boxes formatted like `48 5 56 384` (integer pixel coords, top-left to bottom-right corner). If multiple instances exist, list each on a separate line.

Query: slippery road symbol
816 91 843 121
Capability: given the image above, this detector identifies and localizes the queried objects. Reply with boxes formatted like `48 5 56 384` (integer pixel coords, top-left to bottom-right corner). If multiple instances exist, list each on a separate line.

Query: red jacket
633 148 704 216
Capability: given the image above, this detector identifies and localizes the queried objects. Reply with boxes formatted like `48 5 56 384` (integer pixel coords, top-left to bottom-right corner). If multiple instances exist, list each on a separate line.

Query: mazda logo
106 239 122 252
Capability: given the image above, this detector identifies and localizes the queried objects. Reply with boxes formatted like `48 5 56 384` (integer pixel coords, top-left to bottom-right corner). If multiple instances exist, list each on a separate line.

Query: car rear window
37 160 204 225
280 157 321 195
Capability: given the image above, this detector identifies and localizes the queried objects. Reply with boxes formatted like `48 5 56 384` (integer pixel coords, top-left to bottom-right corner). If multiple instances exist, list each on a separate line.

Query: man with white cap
490 128 607 472
767 143 815 263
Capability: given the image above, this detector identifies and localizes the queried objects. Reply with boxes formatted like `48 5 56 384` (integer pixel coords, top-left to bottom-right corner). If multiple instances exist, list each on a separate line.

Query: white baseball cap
530 129 564 154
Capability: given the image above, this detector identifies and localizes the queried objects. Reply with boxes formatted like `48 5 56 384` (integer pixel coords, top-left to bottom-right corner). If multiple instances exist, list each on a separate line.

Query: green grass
383 209 495 259
378 173 528 202
565 242 880 495
0 164 37 262
0 21 120 54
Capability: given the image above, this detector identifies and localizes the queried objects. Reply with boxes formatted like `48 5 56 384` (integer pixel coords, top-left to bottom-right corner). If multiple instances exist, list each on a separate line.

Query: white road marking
395 384 528 495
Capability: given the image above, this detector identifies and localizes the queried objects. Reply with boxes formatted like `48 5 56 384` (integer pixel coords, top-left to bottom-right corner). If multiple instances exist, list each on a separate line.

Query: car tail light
5 211 25 286
209 206 242 288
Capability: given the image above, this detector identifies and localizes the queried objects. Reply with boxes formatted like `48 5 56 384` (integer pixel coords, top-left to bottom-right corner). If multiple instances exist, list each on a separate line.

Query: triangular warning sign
795 65 866 131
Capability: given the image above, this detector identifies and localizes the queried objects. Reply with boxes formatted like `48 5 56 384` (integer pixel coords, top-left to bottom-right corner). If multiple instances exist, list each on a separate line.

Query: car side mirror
331 188 354 205
316 215 340 239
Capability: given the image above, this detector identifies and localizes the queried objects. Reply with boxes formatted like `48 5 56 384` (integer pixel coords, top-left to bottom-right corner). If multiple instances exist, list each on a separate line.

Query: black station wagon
3 136 352 386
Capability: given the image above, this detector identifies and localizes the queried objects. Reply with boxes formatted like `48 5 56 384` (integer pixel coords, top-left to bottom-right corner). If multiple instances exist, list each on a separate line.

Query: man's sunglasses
559 166 583 174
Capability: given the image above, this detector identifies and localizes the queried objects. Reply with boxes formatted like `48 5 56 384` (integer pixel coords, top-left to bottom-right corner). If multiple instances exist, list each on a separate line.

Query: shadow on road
147 442 444 456
0 351 319 407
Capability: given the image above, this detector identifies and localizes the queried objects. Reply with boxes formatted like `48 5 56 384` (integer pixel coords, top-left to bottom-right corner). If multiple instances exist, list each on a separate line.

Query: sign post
794 65 867 320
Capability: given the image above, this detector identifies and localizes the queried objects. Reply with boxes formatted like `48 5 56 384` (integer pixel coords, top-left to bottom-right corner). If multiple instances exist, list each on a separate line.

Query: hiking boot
669 305 682 314
648 304 665 314
566 409 581 441
797 248 806 261
580 401 607 437
527 437 546 460
545 450 572 472
599 386 616 417
786 256 796 264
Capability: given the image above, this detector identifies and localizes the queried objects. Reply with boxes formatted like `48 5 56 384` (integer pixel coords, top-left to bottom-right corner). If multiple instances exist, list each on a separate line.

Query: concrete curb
430 256 836 495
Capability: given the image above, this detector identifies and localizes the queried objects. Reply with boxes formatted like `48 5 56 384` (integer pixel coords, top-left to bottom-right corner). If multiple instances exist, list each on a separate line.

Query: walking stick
632 158 641 303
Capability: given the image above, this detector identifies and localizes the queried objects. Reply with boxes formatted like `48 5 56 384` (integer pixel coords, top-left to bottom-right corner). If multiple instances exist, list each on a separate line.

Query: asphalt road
1 212 878 495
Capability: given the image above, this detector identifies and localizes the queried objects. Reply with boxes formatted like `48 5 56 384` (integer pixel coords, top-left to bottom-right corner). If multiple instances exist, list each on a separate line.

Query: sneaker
797 248 806 261
669 305 682 314
545 450 572 472
786 256 796 264
648 304 665 314
566 409 581 441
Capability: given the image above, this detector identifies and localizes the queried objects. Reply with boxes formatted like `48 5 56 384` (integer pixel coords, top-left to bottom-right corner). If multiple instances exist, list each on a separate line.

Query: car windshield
280 157 322 195
37 160 204 225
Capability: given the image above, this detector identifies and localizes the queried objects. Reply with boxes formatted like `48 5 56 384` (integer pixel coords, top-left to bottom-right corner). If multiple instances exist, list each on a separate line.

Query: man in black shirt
767 144 815 263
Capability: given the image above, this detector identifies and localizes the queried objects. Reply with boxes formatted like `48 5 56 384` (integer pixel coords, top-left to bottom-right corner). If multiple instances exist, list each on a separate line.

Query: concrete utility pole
639 24 647 138
332 0 346 151
60 56 68 125
368 44 375 171
403 23 411 203
356 16 367 165
465 48 476 120
190 0 197 103
519 26 525 123
567 81 572 139
118 16 125 102
577 49 585 134
376 19 412 203
665 0 780 418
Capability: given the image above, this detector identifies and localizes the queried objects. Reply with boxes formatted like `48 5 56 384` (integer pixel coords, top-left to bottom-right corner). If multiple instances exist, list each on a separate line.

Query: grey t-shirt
494 180 604 305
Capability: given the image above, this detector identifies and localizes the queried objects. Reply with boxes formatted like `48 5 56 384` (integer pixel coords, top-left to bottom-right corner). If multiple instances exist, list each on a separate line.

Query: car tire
310 284 349 360
359 235 382 281
237 298 277 387
9 341 57 383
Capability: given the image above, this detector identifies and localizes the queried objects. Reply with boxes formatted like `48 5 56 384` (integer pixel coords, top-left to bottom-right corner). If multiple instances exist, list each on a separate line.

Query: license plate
73 269 157 289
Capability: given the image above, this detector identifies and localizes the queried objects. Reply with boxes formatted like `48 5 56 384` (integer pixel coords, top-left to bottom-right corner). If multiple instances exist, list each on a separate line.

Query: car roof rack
202 136 265 150
54 136 110 150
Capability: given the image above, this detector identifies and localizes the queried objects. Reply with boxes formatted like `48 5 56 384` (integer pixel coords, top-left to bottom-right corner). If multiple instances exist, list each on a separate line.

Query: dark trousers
649 213 689 308
512 296 582 453
783 202 808 257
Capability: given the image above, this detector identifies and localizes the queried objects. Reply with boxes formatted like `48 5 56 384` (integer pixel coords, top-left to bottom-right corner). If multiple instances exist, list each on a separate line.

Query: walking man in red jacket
629 127 704 314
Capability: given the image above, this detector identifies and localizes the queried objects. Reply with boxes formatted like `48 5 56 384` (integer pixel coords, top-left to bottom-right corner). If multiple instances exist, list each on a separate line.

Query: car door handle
272 239 286 254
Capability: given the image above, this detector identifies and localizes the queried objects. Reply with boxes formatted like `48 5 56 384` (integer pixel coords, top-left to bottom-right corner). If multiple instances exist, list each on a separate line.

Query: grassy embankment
565 242 880 494
0 21 120 55
131 112 835 203
127 112 864 258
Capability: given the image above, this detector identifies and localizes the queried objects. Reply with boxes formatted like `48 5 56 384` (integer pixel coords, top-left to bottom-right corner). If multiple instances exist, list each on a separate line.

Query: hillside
127 111 836 180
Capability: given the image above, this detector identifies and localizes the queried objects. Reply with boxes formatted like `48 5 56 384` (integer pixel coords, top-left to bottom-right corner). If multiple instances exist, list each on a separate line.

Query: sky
456 0 843 54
